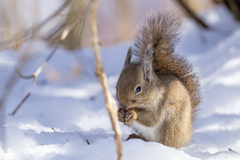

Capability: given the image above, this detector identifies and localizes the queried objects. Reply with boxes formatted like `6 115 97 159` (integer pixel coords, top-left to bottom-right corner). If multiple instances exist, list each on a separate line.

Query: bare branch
222 0 240 22
51 127 56 132
12 0 90 116
175 0 209 29
229 148 237 153
175 0 230 37
15 67 34 79
90 0 122 160
14 0 90 84
9 92 31 116
86 139 90 145
0 41 36 145
15 43 59 85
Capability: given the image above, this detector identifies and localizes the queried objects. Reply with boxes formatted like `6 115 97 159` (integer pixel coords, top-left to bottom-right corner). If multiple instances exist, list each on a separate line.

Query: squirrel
116 11 201 149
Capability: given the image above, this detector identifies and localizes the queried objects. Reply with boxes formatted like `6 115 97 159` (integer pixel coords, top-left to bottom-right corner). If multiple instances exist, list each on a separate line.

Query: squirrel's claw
118 108 136 126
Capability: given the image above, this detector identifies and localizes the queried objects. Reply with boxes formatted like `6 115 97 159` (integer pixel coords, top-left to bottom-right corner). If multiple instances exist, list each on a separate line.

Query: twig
90 0 122 160
12 44 58 114
15 1 90 84
15 43 59 85
223 0 240 22
175 0 209 29
86 139 90 145
175 0 230 38
0 41 35 150
0 40 35 110
8 92 31 116
51 127 56 132
13 0 89 115
229 148 237 153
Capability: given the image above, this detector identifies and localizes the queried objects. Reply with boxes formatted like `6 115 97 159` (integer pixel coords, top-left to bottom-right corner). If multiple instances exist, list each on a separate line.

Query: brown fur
116 11 201 148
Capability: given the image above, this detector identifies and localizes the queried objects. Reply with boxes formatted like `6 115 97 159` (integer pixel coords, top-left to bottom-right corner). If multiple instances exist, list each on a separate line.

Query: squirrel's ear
124 46 132 66
142 44 154 82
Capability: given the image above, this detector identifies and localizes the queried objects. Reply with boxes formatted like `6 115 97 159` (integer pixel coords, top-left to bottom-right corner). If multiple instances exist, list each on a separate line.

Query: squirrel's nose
123 108 129 112
121 106 129 112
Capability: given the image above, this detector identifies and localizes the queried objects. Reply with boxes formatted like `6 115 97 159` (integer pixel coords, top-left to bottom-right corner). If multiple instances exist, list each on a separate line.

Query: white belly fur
131 121 159 141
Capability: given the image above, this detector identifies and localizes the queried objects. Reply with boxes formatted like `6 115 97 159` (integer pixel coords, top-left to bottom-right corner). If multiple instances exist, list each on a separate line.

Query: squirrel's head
116 45 159 110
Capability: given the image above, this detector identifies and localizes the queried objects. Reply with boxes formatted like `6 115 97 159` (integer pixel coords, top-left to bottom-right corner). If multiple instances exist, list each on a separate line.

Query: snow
1 5 240 160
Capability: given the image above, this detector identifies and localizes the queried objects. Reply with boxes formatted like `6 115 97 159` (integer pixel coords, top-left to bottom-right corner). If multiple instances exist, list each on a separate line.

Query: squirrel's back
133 11 201 112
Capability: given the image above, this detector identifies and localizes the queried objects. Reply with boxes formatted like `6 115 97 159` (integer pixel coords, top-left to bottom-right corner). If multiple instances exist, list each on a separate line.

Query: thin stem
90 0 123 160
9 92 31 116
175 0 209 29
15 43 59 85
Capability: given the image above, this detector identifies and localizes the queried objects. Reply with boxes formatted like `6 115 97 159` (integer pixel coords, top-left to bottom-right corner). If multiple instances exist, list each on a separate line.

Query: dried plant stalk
90 0 122 160
222 0 240 22
0 41 36 147
47 0 90 50
15 43 59 85
175 0 209 29
9 92 31 116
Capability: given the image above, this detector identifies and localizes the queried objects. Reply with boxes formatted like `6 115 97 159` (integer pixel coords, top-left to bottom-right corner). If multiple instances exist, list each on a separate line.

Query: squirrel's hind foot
126 133 148 142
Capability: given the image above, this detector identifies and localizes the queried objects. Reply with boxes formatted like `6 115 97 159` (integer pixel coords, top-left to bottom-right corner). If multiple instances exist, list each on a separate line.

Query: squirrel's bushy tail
133 11 201 109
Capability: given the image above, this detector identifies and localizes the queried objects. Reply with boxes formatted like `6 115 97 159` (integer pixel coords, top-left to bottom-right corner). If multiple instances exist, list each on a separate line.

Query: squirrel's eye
135 86 141 93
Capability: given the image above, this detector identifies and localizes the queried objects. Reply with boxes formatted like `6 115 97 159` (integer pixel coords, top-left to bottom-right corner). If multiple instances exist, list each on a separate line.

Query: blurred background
1 0 240 159
0 0 215 49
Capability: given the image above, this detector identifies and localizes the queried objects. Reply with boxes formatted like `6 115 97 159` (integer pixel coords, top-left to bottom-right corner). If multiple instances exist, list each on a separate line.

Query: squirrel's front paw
118 108 136 126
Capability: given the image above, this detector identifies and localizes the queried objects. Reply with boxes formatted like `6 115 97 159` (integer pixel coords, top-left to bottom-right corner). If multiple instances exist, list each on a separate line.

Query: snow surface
1 5 240 160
